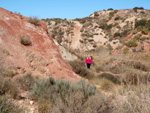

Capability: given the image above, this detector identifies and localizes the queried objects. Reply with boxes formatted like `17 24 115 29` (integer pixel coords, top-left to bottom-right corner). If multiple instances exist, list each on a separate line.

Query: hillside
1 7 150 113
44 8 150 53
0 7 80 81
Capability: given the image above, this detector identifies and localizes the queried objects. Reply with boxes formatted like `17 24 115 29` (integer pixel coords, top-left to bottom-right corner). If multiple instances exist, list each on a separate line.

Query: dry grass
114 84 150 113
0 96 23 113
15 73 35 91
20 35 32 46
28 17 41 26
100 79 115 91
0 76 19 99
1 69 17 78
69 60 94 79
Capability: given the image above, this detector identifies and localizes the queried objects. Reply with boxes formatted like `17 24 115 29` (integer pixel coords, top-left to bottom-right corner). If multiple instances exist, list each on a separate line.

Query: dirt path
71 21 82 49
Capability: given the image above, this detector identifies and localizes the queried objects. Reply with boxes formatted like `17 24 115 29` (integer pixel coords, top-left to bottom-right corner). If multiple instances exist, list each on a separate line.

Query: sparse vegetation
126 39 138 47
133 7 144 12
0 77 19 98
94 12 99 17
135 19 150 35
2 69 17 78
15 74 35 91
123 47 129 54
108 8 114 11
98 73 121 84
140 36 147 41
29 77 113 113
100 79 114 91
115 16 120 20
69 60 94 79
108 10 118 20
0 96 22 113
28 17 41 26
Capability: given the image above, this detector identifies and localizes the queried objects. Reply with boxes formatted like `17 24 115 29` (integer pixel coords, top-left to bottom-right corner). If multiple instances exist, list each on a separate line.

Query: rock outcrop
0 7 80 82
45 8 150 53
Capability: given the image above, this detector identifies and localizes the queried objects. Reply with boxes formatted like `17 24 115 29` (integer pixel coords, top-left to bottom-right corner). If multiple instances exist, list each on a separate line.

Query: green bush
133 7 144 12
48 92 113 113
135 19 147 28
132 30 138 34
108 8 114 10
0 96 23 113
133 34 142 40
123 47 129 54
30 77 97 112
142 27 149 35
135 19 150 35
115 16 120 20
126 39 138 47
108 11 116 20
140 36 147 41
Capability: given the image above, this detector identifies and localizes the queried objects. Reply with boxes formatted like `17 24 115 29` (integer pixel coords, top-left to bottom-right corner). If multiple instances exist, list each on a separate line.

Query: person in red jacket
85 55 93 69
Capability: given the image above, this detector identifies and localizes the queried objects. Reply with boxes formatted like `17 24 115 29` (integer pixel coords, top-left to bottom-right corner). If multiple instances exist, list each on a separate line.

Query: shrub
122 70 150 85
20 36 32 46
142 27 149 35
0 77 18 98
98 73 121 84
114 32 121 37
38 99 51 113
108 11 115 20
0 96 23 113
133 7 144 12
106 24 113 30
114 85 150 113
100 79 114 91
135 19 150 34
133 34 142 40
115 16 120 20
123 47 129 54
94 12 99 17
31 78 115 113
49 93 113 113
95 63 105 73
132 30 138 34
15 74 35 91
28 17 41 26
2 70 16 78
108 8 114 10
30 78 97 112
135 19 147 28
140 36 147 41
126 61 149 72
126 39 138 47
69 60 94 79
99 21 107 29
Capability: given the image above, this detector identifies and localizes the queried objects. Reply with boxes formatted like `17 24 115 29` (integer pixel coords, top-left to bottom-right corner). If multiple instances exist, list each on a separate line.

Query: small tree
126 39 138 47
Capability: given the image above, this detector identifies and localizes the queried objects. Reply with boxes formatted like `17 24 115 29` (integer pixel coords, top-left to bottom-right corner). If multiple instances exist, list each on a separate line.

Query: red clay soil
0 7 80 82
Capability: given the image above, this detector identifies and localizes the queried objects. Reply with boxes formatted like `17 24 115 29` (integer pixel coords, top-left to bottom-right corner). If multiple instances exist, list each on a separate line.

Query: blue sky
0 0 150 19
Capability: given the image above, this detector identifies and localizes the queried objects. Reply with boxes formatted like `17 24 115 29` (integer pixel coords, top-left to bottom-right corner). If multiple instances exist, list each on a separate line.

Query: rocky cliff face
45 8 150 53
0 7 80 81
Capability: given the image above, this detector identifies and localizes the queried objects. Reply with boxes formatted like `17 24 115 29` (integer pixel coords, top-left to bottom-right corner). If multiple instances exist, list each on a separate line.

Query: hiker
85 55 93 69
